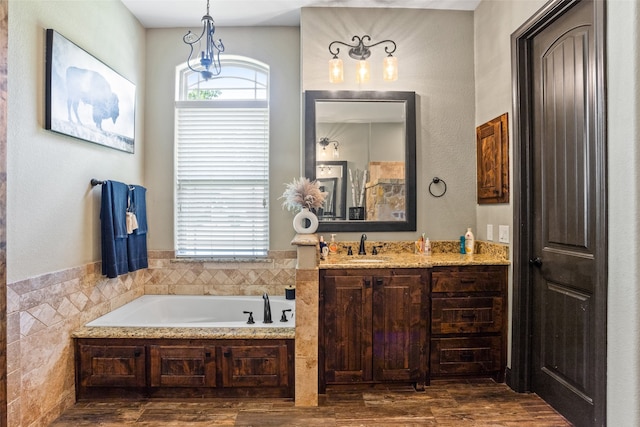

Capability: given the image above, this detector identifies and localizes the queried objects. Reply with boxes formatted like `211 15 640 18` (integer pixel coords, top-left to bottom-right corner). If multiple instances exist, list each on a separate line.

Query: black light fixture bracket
329 35 396 60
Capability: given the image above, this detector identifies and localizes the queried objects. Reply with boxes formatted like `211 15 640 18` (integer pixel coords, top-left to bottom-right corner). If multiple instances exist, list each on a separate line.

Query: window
175 56 269 257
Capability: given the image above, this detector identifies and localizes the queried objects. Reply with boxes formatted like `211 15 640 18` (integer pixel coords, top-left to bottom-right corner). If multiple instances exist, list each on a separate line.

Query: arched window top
176 55 269 101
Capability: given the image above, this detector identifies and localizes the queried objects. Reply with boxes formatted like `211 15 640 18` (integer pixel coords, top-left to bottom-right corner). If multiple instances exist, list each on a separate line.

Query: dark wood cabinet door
476 113 509 204
78 343 146 388
149 345 216 387
322 273 373 384
372 273 426 383
220 344 290 388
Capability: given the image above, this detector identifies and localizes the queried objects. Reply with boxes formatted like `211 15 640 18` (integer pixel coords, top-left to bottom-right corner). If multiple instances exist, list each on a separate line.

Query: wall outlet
499 225 509 243
487 224 494 241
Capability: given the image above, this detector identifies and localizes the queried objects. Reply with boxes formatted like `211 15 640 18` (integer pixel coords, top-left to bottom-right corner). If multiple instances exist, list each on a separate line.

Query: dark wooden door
372 273 426 383
529 1 605 425
322 273 373 384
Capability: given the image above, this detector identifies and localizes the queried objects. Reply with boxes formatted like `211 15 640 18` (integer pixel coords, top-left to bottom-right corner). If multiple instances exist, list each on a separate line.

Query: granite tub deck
72 325 295 340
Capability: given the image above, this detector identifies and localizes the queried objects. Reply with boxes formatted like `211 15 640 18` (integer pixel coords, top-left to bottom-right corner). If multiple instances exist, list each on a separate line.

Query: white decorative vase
293 208 319 234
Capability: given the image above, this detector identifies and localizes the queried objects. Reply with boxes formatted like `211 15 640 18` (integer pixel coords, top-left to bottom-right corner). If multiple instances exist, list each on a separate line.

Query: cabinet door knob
364 279 371 288
375 278 384 286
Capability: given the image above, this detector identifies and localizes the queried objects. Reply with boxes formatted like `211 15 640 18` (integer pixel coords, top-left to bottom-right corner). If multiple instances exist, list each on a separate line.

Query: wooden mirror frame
304 90 417 232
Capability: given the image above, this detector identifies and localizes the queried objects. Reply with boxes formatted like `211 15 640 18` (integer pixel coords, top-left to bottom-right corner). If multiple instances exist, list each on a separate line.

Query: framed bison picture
45 29 136 153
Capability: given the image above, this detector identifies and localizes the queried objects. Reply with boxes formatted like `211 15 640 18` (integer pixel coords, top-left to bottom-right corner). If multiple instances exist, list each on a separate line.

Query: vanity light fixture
183 0 224 80
318 137 340 158
328 35 397 83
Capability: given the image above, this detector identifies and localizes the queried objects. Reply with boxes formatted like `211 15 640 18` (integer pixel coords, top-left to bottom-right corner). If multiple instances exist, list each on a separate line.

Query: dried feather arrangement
280 177 328 212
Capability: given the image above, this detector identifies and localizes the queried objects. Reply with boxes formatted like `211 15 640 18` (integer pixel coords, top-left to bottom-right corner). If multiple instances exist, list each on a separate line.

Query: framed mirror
305 91 416 232
316 160 347 220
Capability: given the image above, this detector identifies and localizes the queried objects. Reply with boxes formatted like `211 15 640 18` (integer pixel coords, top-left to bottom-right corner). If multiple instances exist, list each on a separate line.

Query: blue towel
127 185 148 272
100 181 130 278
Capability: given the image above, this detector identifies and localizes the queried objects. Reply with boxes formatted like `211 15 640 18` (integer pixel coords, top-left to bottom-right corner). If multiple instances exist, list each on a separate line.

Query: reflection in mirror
316 160 347 220
305 91 416 232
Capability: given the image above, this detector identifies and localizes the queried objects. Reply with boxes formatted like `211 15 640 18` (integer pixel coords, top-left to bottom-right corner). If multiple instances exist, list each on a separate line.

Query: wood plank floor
51 379 573 426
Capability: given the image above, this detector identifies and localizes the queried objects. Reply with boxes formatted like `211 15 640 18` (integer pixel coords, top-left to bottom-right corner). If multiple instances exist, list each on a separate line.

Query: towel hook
90 179 107 187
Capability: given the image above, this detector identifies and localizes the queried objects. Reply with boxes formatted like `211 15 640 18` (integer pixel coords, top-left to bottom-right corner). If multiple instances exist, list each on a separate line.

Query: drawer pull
134 350 141 357
461 313 476 319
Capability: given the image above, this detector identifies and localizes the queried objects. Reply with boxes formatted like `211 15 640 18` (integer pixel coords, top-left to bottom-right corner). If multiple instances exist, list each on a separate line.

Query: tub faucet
359 233 367 255
263 292 273 323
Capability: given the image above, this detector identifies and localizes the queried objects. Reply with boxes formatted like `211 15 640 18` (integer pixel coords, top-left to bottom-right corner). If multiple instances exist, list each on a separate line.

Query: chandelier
328 35 397 83
183 0 225 80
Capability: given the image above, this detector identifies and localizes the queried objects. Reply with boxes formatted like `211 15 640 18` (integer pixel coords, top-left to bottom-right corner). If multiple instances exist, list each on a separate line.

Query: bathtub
86 295 295 328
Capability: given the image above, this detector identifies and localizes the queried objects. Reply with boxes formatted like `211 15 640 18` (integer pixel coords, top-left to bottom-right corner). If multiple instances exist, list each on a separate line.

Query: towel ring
428 177 447 198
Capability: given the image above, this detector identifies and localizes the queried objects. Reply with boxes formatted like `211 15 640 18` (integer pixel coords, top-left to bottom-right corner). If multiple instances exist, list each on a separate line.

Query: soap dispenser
328 234 338 254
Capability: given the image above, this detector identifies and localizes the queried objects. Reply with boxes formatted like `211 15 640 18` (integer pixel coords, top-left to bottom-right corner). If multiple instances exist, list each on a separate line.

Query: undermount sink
346 258 388 263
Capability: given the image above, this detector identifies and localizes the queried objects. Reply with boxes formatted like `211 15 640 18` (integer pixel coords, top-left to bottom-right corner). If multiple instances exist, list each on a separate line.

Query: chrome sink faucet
359 233 367 255
263 292 272 323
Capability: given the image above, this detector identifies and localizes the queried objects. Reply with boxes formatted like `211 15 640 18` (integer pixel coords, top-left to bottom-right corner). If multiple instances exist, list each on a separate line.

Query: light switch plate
499 225 509 243
487 224 494 241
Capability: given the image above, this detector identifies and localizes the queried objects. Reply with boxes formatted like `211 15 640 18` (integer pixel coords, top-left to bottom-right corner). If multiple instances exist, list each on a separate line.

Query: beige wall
301 7 477 242
473 0 546 376
144 26 301 252
607 0 640 425
7 0 146 283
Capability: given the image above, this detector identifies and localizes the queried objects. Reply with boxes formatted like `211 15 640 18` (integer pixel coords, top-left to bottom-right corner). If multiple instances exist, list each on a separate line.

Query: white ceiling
120 0 481 28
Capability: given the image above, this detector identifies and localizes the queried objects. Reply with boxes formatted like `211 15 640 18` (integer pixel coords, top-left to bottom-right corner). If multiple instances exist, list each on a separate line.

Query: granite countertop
319 240 510 269
72 326 295 340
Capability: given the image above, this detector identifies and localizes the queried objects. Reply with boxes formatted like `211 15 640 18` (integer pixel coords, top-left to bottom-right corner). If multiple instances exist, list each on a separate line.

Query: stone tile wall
6 250 297 426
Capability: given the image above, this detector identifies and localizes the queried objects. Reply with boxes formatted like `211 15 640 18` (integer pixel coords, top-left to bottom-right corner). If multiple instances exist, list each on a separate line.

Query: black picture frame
45 29 136 153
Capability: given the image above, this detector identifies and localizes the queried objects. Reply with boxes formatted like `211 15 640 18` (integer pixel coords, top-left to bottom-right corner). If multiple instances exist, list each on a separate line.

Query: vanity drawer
430 336 502 376
431 297 504 334
431 266 506 293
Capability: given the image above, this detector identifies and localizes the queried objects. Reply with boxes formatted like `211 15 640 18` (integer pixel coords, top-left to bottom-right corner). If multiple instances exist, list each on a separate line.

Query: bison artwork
66 66 120 131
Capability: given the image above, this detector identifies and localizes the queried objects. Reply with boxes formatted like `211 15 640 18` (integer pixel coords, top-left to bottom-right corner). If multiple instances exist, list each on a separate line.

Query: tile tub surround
7 250 297 426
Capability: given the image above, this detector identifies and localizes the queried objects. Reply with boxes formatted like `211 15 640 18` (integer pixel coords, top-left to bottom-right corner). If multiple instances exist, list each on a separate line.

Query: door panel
531 1 599 425
322 274 373 383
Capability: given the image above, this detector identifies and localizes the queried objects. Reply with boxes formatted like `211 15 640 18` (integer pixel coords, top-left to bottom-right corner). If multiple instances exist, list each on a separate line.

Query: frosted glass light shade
383 56 398 81
356 60 370 83
329 58 344 83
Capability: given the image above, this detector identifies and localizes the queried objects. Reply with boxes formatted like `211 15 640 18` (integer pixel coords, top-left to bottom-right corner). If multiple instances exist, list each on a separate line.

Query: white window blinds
175 58 269 257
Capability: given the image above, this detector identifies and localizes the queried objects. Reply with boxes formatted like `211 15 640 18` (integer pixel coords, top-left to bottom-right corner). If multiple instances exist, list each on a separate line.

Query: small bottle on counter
460 235 466 254
319 236 328 259
328 234 338 254
425 237 432 256
465 227 475 255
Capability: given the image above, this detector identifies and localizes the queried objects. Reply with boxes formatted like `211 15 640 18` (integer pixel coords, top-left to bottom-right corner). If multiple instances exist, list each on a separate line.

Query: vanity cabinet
319 269 428 391
75 338 294 399
429 265 507 381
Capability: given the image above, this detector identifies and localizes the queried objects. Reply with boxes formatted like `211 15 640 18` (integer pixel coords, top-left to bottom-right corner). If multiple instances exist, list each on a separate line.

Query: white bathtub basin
86 295 295 328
